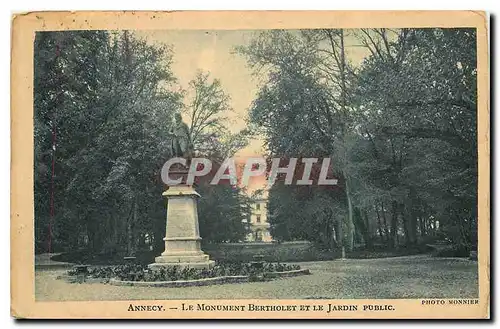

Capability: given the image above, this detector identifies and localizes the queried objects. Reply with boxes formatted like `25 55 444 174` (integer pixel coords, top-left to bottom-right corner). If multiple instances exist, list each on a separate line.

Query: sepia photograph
11 11 489 319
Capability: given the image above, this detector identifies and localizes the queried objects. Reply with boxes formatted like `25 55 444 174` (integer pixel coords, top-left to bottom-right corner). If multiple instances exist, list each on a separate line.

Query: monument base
148 260 215 271
148 251 215 270
148 184 215 271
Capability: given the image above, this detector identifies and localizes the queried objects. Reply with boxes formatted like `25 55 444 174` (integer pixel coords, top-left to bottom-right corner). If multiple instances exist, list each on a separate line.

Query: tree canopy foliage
34 28 478 258
34 31 250 255
238 28 477 252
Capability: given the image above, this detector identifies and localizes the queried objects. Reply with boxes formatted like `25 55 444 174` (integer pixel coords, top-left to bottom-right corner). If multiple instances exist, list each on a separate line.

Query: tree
184 70 252 159
34 31 183 254
352 28 477 249
237 29 358 252
238 28 478 253
183 71 251 243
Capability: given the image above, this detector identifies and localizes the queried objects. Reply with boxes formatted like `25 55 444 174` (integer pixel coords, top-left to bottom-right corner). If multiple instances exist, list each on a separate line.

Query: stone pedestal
149 185 214 270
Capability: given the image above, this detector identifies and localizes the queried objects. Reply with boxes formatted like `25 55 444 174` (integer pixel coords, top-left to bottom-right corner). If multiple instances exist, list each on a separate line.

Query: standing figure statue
168 113 194 159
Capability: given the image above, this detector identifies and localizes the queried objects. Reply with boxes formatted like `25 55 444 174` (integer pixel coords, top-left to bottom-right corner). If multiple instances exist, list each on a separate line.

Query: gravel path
35 255 478 301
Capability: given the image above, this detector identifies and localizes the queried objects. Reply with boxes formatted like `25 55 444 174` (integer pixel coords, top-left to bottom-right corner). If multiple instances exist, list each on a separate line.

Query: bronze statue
168 113 194 159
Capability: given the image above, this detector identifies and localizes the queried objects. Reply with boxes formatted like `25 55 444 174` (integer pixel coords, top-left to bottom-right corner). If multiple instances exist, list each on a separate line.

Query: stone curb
109 275 249 287
107 269 311 287
56 274 110 284
264 269 311 278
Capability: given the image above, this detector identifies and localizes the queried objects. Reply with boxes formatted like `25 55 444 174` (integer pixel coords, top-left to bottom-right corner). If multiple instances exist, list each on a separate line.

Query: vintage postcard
11 11 489 319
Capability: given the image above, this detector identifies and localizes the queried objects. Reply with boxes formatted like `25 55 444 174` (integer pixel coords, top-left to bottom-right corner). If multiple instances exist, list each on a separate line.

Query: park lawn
35 255 478 301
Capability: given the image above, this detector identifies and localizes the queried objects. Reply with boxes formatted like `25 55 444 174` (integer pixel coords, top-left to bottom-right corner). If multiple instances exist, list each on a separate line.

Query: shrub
432 245 470 258
67 261 302 282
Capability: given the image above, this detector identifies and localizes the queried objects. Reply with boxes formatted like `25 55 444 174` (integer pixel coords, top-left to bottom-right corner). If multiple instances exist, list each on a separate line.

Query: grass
50 242 436 265
35 255 478 301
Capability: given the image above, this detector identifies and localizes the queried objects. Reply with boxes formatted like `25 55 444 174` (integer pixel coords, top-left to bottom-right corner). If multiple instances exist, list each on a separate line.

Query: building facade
245 198 272 242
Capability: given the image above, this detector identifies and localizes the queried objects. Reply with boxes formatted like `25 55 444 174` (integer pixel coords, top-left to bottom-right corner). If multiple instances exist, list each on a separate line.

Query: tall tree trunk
402 205 411 246
336 218 346 258
133 200 139 253
375 204 385 243
363 209 374 249
353 207 372 249
337 29 355 254
381 202 389 237
126 201 136 256
327 212 335 251
112 215 118 246
409 208 418 245
390 201 399 249
87 215 103 252
419 215 426 237
344 177 355 252
87 225 95 251
406 190 419 245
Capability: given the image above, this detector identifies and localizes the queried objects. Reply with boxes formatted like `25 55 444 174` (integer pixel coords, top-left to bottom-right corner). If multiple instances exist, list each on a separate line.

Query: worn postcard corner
11 10 489 319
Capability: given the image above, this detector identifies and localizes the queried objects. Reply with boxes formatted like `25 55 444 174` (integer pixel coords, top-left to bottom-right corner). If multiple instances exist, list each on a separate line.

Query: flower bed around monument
64 261 309 286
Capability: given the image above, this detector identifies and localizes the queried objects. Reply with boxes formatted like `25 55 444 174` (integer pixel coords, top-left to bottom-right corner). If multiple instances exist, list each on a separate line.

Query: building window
255 229 263 241
256 203 261 210
256 215 261 223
